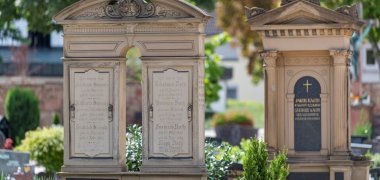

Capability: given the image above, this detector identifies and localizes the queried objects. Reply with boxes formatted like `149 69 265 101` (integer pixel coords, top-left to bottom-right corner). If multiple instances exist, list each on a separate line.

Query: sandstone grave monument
53 0 209 179
246 0 370 179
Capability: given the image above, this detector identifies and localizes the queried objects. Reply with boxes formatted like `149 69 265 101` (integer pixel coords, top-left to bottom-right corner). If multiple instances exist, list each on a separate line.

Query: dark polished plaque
294 76 321 151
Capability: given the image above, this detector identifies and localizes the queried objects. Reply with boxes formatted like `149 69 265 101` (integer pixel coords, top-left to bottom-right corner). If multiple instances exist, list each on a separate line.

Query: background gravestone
0 150 31 176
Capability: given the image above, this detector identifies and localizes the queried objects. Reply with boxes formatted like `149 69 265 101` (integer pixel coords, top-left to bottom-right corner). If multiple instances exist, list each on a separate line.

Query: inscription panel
70 68 113 158
294 76 321 151
149 68 193 158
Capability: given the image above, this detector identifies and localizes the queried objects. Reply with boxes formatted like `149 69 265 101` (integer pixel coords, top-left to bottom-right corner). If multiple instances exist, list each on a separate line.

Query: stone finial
281 0 320 6
245 7 266 19
335 4 359 18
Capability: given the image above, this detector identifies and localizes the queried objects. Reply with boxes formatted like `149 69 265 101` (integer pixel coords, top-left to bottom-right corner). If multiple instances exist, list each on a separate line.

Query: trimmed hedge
4 87 40 145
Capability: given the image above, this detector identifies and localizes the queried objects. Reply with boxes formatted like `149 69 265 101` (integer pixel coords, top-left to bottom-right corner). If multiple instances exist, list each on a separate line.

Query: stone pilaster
330 49 352 158
261 50 279 153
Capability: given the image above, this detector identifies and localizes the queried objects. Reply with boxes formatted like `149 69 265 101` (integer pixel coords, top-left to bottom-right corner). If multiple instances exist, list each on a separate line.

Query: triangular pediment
247 0 363 30
266 10 337 25
54 0 210 24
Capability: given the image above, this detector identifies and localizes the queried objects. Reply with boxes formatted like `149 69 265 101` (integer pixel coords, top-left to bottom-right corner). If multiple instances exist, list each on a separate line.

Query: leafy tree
216 0 280 84
4 87 40 145
186 0 216 11
205 32 231 107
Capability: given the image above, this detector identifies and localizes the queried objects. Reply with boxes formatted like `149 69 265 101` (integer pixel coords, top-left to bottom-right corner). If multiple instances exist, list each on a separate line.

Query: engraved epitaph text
71 69 112 157
294 76 321 151
150 68 192 158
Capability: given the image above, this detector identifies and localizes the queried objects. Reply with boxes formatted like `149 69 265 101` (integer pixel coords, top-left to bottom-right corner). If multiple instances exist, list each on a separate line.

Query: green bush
226 100 264 128
16 126 64 173
367 153 380 168
51 113 60 125
205 142 237 179
125 125 237 179
126 124 142 171
353 122 372 140
4 87 40 145
242 138 289 180
211 111 255 127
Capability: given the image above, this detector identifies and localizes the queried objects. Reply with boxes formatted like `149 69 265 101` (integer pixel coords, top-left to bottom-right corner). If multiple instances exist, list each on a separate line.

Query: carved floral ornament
106 0 155 18
75 0 188 19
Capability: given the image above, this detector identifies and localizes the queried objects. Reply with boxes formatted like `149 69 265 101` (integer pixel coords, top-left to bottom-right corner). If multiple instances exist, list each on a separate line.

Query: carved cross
303 80 312 93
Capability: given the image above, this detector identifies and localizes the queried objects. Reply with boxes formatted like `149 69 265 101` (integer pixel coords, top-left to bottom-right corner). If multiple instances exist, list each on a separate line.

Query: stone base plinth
287 157 371 180
61 165 126 173
58 172 207 180
140 165 206 174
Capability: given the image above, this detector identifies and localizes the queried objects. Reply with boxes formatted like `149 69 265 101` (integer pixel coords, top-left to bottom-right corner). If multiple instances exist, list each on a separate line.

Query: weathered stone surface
151 69 191 158
71 69 112 158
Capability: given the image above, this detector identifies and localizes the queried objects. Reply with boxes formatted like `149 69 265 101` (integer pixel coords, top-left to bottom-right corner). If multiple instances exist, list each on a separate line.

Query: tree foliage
205 32 231 107
321 0 380 76
216 0 280 84
2 0 77 36
4 87 40 145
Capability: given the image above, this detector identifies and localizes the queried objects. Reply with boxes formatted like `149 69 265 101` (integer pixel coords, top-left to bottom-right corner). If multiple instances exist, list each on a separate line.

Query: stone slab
58 172 207 180
294 76 322 151
150 68 192 158
71 69 112 158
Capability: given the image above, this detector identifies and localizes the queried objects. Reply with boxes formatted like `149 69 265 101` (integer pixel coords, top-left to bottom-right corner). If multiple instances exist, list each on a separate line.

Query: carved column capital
261 51 279 67
330 49 352 66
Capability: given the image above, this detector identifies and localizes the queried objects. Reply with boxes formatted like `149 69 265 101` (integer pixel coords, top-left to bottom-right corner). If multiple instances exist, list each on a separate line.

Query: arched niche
286 70 329 157
54 0 210 175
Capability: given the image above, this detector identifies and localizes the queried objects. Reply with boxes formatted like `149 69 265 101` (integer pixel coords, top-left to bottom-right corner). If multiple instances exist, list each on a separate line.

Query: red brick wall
0 77 63 127
0 77 143 128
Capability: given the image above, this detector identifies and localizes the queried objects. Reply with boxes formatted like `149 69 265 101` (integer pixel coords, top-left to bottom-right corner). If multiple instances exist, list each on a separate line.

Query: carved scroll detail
105 0 155 18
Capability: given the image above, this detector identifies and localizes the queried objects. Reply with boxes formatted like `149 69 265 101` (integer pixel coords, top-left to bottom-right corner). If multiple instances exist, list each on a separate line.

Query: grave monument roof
246 0 364 31
53 0 210 24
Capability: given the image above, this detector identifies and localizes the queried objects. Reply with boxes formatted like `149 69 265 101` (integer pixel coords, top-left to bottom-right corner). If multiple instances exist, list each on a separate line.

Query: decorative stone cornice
262 28 355 38
335 4 359 18
261 51 279 67
281 0 320 6
245 7 266 19
64 23 198 34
